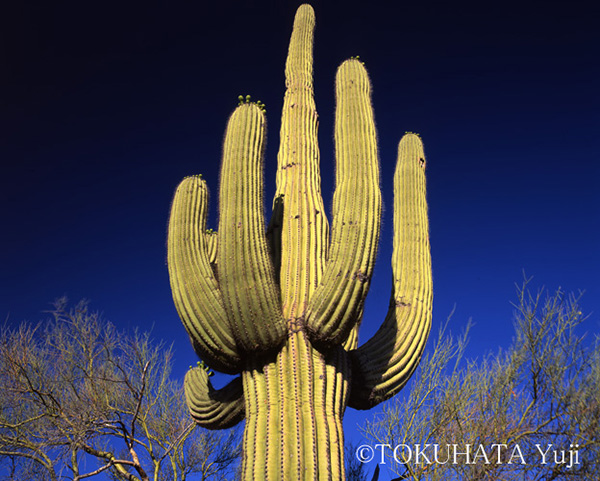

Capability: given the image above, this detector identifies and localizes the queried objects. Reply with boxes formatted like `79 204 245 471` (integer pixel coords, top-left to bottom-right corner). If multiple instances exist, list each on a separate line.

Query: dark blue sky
2 0 598 477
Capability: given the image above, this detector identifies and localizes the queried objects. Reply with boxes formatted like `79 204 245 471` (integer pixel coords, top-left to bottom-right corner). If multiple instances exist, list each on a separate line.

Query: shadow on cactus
167 4 432 480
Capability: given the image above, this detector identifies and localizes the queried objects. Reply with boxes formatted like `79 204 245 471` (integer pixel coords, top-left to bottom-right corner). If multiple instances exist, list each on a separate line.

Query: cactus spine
167 4 432 480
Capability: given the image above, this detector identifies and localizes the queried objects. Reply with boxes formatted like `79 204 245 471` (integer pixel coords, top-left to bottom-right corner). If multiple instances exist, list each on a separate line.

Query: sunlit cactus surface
167 4 432 479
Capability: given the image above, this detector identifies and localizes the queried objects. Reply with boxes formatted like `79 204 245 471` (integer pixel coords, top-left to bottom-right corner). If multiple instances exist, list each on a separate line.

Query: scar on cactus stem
167 4 432 480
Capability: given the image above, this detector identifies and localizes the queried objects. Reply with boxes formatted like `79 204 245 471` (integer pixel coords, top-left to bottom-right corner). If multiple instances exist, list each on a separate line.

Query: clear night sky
2 0 598 477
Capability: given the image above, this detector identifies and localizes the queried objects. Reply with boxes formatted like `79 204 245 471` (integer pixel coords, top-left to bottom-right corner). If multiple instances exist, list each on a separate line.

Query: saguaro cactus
167 4 432 480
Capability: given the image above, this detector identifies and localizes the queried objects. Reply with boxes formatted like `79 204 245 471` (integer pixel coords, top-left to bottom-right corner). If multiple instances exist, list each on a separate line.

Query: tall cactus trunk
242 332 349 480
168 4 433 480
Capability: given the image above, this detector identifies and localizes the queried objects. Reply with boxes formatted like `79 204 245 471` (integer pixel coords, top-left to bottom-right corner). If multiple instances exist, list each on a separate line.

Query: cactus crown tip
192 359 215 377
237 94 266 109
238 94 252 105
298 3 315 13
346 56 366 67
184 173 203 180
237 94 266 112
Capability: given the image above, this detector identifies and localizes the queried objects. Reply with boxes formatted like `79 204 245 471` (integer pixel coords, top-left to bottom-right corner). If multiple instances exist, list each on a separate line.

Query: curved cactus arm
274 4 329 319
184 367 245 430
307 59 381 346
205 229 218 267
167 176 242 374
342 321 359 351
347 134 432 409
218 104 286 353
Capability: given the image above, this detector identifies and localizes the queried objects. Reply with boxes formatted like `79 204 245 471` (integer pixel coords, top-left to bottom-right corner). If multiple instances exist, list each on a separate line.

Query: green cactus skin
167 4 432 480
217 104 286 353
348 133 432 409
306 58 381 347
274 3 328 320
185 366 244 429
168 175 241 373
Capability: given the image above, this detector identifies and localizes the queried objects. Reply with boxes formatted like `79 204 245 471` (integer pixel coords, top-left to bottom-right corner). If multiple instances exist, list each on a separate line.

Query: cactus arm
307 59 381 345
348 134 432 409
218 104 286 352
341 305 363 351
184 367 245 429
205 230 218 267
167 176 242 373
275 4 329 320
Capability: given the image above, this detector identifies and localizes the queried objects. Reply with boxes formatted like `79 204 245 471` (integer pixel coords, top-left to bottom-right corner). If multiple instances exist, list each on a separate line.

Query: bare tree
361 279 599 480
0 299 241 481
345 440 370 481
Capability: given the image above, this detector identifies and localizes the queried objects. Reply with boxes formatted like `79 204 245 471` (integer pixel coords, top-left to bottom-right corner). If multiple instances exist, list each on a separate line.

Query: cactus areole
167 4 432 480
